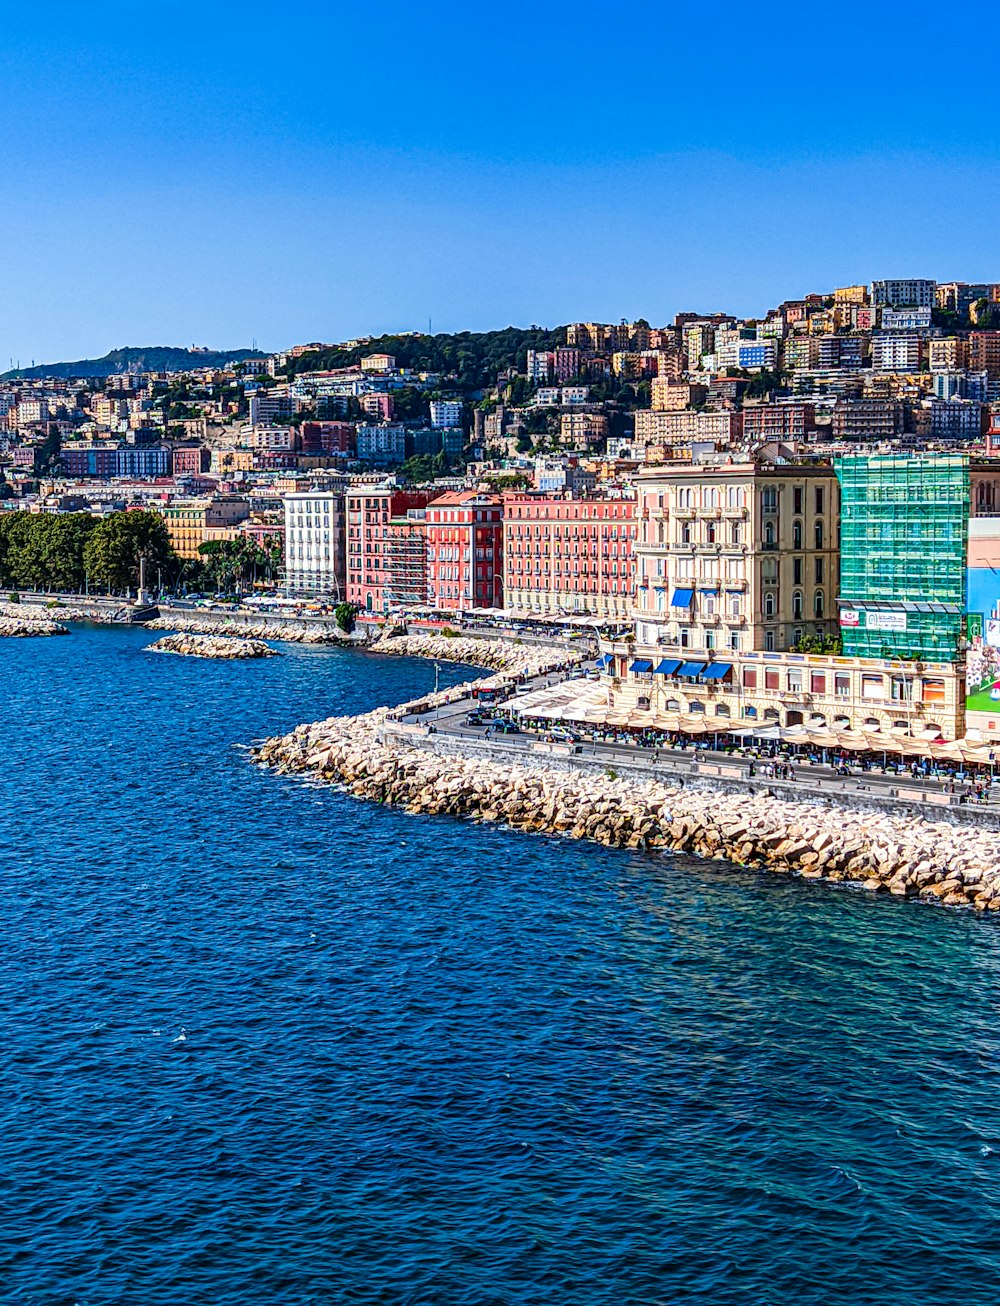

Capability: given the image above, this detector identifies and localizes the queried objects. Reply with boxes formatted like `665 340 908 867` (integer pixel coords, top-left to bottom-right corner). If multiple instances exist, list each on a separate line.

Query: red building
502 494 635 621
346 486 435 613
300 422 355 456
171 444 210 477
426 491 503 612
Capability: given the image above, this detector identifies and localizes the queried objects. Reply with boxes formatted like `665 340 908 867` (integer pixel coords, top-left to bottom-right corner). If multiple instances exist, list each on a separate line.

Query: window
681 523 692 544
793 558 803 585
815 486 825 514
792 590 803 619
811 672 826 694
861 673 883 701
743 668 757 688
764 592 776 617
731 522 741 544
762 487 778 512
835 672 850 697
764 522 776 547
730 632 741 651
765 632 775 651
765 669 780 690
787 669 803 692
814 557 824 584
705 631 715 650
922 678 946 704
792 520 803 549
793 487 803 515
815 520 824 548
891 676 912 702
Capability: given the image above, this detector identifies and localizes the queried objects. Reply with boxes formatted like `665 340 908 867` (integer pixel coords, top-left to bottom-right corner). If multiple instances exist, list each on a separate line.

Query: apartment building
159 495 251 559
633 409 742 450
345 486 434 613
870 279 937 308
929 337 969 371
929 399 986 440
559 411 608 448
502 495 636 622
871 334 925 372
430 400 463 429
356 423 406 464
831 399 905 441
968 333 1000 379
283 488 348 596
742 403 816 441
651 380 707 411
425 491 503 611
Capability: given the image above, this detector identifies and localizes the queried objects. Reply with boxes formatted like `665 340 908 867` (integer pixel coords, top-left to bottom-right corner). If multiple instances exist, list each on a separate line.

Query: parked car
466 710 490 726
494 720 521 734
548 727 582 743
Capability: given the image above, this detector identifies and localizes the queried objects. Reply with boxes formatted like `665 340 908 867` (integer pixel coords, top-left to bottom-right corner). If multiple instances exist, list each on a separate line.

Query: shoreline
252 637 1000 914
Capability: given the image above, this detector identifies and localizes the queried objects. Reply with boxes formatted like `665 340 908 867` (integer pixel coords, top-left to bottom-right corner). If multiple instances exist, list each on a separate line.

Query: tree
334 602 357 633
83 510 178 593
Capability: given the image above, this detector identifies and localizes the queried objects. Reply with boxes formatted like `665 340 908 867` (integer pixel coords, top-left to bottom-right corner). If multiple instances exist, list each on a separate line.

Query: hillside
286 327 568 389
3 346 265 380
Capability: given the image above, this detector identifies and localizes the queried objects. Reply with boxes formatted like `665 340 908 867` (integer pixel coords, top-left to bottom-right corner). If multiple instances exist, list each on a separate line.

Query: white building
429 399 463 429
881 306 934 331
871 334 925 372
283 490 347 596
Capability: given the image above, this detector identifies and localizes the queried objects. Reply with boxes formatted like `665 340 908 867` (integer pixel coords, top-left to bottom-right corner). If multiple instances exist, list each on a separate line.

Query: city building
870 279 937 308
283 488 348 596
742 403 816 442
968 333 1000 379
425 491 503 611
159 495 251 559
830 399 905 441
345 486 435 613
430 399 463 429
502 494 636 621
871 335 925 372
632 410 742 450
356 423 407 464
881 306 934 332
929 399 986 440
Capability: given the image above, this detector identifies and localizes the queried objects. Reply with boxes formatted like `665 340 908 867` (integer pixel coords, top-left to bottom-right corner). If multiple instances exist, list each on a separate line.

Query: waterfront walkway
397 668 1000 815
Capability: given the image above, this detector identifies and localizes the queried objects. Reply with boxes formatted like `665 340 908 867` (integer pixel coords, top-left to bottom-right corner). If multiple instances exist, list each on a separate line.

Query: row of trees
0 510 178 593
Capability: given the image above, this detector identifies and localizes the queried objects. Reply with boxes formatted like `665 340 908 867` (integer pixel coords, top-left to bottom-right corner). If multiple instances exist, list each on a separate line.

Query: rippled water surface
2 625 1000 1305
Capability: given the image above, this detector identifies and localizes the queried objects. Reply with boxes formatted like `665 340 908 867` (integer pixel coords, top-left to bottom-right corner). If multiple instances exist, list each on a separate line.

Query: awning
595 653 613 667
699 662 732 681
677 661 706 678
697 587 718 595
654 658 682 675
670 588 694 608
630 659 653 673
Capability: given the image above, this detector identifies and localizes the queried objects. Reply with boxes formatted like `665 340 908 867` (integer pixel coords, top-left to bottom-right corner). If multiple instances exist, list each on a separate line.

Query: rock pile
0 612 69 637
369 631 581 676
253 707 1000 912
148 633 279 659
147 615 354 645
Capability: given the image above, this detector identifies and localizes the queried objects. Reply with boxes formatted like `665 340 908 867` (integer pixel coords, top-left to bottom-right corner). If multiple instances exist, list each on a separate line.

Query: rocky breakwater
368 631 581 677
148 633 278 660
146 614 356 645
0 600 113 625
255 709 1000 916
0 613 69 637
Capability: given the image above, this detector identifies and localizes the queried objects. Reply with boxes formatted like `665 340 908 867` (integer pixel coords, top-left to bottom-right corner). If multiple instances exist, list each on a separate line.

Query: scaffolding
383 516 429 608
834 453 968 662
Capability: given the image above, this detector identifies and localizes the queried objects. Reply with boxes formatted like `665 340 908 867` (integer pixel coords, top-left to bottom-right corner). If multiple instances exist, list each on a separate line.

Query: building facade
502 495 636 621
425 491 503 611
345 487 435 613
283 489 348 596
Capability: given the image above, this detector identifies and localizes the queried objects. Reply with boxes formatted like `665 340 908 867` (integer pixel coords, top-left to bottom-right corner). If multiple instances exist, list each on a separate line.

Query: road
400 669 999 812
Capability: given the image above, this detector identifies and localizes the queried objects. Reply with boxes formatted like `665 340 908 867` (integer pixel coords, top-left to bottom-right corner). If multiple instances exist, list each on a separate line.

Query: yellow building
158 496 251 559
600 461 966 738
833 284 869 304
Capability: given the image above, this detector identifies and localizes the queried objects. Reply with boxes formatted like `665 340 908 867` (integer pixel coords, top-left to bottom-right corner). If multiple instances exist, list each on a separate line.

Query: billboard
966 565 1000 710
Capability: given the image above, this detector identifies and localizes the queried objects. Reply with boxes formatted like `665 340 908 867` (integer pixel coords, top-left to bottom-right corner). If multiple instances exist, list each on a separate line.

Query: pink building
502 494 636 621
361 393 394 421
346 487 435 614
172 445 210 477
426 491 503 612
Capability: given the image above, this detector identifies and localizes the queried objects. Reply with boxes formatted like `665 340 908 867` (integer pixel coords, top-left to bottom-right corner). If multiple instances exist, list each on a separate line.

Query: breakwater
368 631 582 677
0 604 69 637
146 613 356 645
253 638 1000 913
147 632 278 659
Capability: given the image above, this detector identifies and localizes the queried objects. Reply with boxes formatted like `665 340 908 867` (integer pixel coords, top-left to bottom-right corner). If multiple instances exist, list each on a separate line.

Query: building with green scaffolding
834 454 968 663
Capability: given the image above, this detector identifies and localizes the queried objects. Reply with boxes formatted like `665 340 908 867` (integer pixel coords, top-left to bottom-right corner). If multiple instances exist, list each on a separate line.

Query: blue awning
630 659 653 673
595 653 613 667
654 658 682 675
700 662 733 680
677 661 706 678
697 587 718 595
670 588 694 608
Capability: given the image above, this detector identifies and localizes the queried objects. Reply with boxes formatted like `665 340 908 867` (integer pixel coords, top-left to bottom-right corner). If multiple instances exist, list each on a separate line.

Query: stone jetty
146 614 354 644
0 613 68 637
368 631 581 677
148 633 278 659
252 636 1000 914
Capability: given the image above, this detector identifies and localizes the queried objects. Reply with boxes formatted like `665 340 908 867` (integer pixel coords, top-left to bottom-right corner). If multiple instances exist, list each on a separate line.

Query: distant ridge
2 345 266 380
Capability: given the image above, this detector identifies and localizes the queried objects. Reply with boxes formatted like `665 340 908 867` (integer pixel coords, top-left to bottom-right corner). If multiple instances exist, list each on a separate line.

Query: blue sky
3 0 999 363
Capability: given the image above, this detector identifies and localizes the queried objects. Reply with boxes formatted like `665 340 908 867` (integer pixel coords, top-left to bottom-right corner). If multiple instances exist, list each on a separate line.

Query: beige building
600 462 966 738
158 496 251 559
559 411 608 449
633 409 742 451
651 379 707 411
